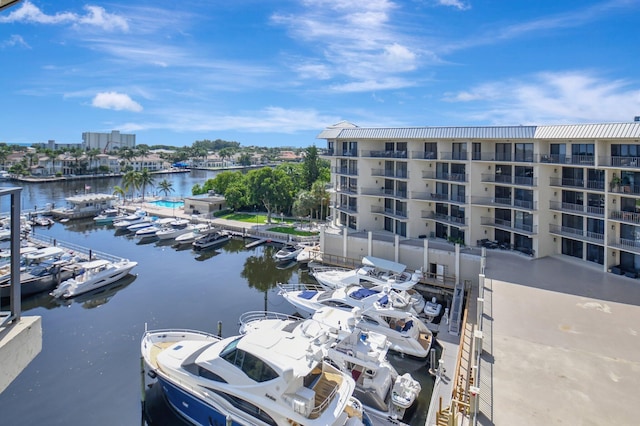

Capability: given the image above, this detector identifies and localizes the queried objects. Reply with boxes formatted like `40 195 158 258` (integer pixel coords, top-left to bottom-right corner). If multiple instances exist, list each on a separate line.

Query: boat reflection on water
16 273 138 311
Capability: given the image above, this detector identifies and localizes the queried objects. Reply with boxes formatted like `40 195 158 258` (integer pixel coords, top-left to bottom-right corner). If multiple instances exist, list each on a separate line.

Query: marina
0 172 437 426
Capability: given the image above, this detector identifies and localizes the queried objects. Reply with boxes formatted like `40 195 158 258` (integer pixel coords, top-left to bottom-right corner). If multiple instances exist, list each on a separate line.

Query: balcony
471 196 537 211
600 156 640 168
549 224 604 244
371 169 408 179
361 150 407 159
422 170 468 182
332 167 358 176
422 211 467 226
549 177 605 191
411 151 437 160
549 201 604 217
540 154 595 165
371 206 408 219
440 152 468 161
327 149 358 157
610 210 640 225
480 216 538 235
360 187 407 199
335 186 358 195
335 204 358 214
482 173 536 186
610 184 640 196
609 238 640 255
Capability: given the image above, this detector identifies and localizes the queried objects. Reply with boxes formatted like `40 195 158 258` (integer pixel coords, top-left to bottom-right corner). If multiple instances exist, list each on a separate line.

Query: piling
140 356 146 413
217 321 222 337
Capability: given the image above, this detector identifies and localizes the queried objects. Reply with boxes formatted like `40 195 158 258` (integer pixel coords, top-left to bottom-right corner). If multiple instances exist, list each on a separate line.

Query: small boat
50 258 138 299
141 327 370 426
423 297 443 322
274 244 304 262
31 216 54 227
155 219 193 240
126 219 155 233
192 230 231 251
0 170 10 180
112 210 148 230
93 208 123 224
239 307 421 425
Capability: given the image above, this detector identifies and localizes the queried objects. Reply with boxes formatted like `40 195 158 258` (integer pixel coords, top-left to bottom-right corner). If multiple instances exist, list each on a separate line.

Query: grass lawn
268 226 318 237
219 213 299 226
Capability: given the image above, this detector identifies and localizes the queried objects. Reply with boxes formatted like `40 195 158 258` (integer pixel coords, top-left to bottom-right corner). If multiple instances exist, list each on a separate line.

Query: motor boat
423 297 443 322
274 244 304 262
239 307 422 425
311 256 423 292
141 326 370 426
133 218 175 239
50 258 138 299
93 208 123 224
192 230 231 251
278 283 433 358
112 210 148 230
155 219 193 240
173 224 213 245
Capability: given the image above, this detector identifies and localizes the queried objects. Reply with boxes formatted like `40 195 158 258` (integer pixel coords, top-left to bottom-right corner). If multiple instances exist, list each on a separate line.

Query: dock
244 238 269 249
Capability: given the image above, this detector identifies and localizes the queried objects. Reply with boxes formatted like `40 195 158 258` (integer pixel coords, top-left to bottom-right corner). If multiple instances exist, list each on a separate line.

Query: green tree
122 170 140 200
157 179 174 197
292 190 316 219
310 180 330 219
224 180 248 210
209 171 243 195
139 168 155 201
246 167 293 223
302 145 321 190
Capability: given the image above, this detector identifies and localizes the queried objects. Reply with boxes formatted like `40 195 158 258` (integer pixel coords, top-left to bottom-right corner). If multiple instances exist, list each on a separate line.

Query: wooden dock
244 238 268 249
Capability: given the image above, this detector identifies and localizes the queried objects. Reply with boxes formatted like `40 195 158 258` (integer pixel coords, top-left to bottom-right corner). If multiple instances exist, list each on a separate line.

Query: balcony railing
335 186 358 195
361 150 408 159
610 210 640 224
609 238 640 254
421 170 467 182
411 151 437 160
482 173 536 186
335 204 358 214
422 211 467 226
326 149 358 157
360 187 407 199
370 168 408 179
371 206 407 218
480 217 538 235
600 156 640 168
610 184 640 195
471 196 536 210
549 224 604 243
440 152 468 161
548 201 604 217
332 167 358 176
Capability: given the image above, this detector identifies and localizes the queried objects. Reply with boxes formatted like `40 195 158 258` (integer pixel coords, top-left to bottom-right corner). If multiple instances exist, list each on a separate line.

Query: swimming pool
149 199 184 209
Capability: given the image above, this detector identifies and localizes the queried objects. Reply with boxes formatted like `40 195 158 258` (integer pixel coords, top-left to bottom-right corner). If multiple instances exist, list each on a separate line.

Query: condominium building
318 120 640 274
82 130 135 152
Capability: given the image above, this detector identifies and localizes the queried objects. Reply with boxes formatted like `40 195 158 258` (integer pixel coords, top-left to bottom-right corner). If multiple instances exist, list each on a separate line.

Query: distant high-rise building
82 131 135 153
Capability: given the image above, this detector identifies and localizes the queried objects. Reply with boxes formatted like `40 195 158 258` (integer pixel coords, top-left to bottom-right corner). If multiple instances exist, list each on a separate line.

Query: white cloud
444 71 640 124
1 35 29 49
92 92 143 112
0 1 128 32
436 0 471 11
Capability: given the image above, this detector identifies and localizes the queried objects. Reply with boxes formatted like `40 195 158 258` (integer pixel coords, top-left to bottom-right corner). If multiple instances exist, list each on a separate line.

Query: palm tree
122 170 140 201
138 168 155 201
87 148 101 173
112 185 127 204
157 179 174 198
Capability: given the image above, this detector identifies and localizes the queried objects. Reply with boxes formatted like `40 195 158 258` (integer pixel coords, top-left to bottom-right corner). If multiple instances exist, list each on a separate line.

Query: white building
82 131 136 153
318 120 640 274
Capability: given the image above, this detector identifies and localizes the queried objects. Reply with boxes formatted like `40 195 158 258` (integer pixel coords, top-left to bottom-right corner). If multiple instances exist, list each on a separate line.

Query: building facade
82 130 136 153
318 121 640 274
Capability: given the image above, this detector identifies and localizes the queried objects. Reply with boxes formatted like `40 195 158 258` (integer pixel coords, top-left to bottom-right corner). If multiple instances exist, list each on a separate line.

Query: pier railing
28 235 127 263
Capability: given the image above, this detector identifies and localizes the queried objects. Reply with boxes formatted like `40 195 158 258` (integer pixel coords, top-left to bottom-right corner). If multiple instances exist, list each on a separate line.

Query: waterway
0 171 433 426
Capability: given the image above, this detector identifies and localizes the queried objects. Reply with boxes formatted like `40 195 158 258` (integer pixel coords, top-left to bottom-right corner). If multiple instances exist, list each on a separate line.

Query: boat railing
238 311 300 328
28 235 127 263
309 265 352 275
277 282 325 293
309 370 342 418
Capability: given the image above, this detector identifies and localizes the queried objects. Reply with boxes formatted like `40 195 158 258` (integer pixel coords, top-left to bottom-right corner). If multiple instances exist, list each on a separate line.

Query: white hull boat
274 244 304 262
50 258 138 299
192 231 231 251
239 307 421 425
141 327 370 426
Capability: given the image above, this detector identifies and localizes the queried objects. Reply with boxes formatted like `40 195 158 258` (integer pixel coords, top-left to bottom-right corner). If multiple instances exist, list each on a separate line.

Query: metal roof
318 122 640 140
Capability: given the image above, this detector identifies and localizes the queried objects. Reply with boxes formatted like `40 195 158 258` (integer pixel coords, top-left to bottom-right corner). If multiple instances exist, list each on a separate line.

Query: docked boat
311 256 423 292
31 216 54 227
50 258 138 299
155 218 193 240
93 208 123 224
275 244 304 262
112 210 148 230
173 224 213 245
239 307 421 425
423 297 443 322
278 283 433 358
0 246 83 298
141 327 371 426
0 170 10 180
192 230 231 251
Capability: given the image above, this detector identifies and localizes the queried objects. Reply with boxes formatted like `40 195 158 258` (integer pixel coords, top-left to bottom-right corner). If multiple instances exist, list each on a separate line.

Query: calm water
0 172 433 426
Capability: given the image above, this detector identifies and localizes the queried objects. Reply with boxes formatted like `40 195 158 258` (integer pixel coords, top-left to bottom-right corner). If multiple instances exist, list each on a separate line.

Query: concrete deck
477 252 640 426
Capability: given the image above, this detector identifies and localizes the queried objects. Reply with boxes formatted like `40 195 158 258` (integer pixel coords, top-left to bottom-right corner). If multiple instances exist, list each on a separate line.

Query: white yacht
141 327 371 426
239 307 422 425
50 258 138 299
274 244 304 262
311 256 423 292
278 283 433 358
155 218 194 240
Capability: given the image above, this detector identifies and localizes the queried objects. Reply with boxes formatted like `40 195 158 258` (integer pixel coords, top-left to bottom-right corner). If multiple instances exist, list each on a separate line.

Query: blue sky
1 0 640 148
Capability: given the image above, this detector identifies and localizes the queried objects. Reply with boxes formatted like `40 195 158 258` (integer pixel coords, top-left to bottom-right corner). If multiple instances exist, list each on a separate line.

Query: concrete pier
0 316 42 393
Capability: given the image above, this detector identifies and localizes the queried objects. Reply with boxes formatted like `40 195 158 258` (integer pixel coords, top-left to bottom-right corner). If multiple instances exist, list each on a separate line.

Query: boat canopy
361 256 406 274
65 193 115 204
